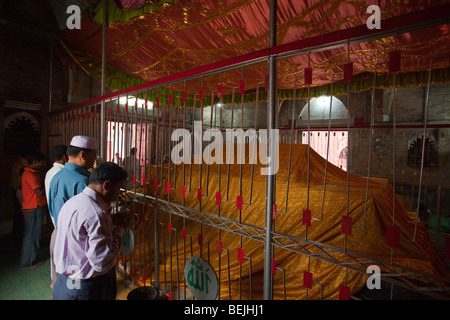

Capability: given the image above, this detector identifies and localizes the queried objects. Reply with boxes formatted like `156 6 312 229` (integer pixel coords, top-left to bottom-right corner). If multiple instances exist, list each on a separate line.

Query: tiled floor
0 226 53 300
1 221 448 300
0 223 139 300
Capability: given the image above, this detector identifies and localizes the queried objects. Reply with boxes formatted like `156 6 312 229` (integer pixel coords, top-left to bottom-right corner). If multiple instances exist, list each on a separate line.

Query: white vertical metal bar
391 36 398 230
100 0 108 161
304 52 312 241
344 43 352 251
317 72 342 221
263 0 277 301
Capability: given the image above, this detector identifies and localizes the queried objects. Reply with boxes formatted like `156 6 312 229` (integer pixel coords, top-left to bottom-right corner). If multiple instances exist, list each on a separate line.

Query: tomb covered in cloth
119 144 450 299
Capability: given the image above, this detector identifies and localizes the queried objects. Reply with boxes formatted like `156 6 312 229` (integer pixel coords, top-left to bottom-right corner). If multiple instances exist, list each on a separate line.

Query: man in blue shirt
48 135 98 227
48 135 97 289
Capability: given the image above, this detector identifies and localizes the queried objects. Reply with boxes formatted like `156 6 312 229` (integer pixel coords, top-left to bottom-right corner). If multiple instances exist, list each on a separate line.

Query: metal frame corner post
100 0 108 160
263 0 277 301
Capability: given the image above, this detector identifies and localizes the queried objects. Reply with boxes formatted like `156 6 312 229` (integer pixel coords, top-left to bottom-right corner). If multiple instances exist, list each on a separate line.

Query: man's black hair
67 145 93 157
19 146 35 158
27 151 46 164
89 162 127 184
52 145 68 161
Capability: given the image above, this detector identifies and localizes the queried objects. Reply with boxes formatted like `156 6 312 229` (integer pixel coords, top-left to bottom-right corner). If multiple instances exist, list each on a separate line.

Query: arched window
407 133 437 168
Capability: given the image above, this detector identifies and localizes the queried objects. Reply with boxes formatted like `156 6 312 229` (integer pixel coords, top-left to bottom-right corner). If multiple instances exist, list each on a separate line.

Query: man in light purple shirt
52 162 130 300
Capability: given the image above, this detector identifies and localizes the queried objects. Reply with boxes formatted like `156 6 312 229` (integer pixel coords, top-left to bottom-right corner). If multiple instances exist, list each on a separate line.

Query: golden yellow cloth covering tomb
120 143 449 299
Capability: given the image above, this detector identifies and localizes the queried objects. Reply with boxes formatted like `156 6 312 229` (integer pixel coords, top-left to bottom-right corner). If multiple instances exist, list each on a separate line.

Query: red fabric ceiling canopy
58 0 450 95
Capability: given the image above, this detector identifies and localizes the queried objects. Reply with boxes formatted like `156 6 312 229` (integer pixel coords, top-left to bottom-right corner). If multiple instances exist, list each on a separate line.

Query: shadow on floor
0 224 53 300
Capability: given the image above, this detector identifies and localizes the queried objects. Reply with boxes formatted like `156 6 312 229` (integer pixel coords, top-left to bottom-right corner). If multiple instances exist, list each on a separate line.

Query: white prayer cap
70 135 97 150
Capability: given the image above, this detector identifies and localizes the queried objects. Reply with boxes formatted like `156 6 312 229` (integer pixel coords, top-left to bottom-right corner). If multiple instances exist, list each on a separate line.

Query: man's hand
116 211 131 229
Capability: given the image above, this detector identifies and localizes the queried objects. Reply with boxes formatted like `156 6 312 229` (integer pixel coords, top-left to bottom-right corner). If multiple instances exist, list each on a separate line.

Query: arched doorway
299 96 349 120
3 112 40 155
299 96 350 170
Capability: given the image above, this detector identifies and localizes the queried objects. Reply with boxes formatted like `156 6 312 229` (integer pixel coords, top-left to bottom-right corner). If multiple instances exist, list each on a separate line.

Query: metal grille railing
48 12 450 300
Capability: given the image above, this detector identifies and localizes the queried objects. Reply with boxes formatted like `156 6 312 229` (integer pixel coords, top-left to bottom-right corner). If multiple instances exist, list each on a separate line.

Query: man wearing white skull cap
69 135 98 150
48 135 98 228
